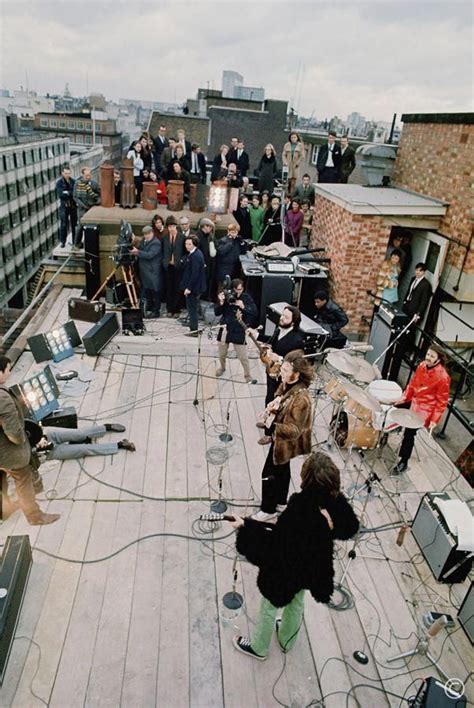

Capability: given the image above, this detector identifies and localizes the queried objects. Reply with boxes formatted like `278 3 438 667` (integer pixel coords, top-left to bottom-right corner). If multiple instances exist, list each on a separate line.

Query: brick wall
393 121 474 280
310 195 390 336
148 113 210 154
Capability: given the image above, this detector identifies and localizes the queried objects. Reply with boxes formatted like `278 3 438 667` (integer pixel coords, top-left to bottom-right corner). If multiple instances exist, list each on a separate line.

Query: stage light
208 184 228 214
27 321 80 364
44 326 74 362
13 366 60 421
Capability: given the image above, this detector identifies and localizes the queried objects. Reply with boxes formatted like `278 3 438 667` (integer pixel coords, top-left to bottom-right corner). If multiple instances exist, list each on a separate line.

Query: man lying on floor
33 423 136 459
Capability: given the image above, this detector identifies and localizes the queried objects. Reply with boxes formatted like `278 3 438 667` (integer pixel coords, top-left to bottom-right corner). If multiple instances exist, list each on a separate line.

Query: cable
14 636 48 706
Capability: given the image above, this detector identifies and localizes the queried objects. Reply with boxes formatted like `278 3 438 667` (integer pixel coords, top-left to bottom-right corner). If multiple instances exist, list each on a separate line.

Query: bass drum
334 410 379 450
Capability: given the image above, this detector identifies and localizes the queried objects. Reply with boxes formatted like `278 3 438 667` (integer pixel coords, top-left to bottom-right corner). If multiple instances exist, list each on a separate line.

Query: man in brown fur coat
252 351 313 522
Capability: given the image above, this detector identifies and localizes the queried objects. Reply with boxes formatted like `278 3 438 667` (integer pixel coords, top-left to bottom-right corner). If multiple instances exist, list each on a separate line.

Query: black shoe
105 423 126 432
60 243 66 248
185 331 199 337
118 439 136 452
391 461 408 476
232 635 266 661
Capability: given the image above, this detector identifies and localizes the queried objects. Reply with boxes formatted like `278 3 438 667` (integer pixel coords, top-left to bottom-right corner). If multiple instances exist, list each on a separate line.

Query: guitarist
256 306 305 445
252 350 314 522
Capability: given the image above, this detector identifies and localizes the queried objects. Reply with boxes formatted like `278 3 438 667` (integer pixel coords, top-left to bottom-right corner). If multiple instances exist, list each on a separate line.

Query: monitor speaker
457 583 473 644
27 333 51 363
0 536 33 684
68 297 106 323
259 277 293 323
82 313 119 356
41 406 78 428
84 225 101 300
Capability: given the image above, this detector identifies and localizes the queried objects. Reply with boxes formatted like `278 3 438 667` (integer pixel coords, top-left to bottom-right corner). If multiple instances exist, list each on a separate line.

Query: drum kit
321 350 424 457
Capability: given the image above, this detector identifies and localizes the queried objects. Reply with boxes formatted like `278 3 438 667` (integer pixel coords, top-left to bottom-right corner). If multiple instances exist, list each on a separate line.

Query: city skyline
1 0 472 124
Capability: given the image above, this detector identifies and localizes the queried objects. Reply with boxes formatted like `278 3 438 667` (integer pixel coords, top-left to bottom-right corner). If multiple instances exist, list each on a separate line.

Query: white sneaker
251 510 277 522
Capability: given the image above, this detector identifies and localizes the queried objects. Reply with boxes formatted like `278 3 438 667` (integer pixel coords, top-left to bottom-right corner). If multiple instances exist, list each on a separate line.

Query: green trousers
251 589 305 657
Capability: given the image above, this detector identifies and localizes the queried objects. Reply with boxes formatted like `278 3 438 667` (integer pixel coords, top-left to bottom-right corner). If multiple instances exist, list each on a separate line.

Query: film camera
113 219 136 265
222 275 237 305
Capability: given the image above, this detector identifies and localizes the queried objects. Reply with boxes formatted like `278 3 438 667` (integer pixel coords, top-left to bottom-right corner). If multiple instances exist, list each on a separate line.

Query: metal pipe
1 253 74 345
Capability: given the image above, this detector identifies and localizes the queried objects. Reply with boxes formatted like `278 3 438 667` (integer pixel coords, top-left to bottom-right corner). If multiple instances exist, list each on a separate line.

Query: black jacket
236 487 359 607
340 146 356 181
232 206 252 239
55 176 76 209
136 236 162 290
190 151 207 183
214 293 258 344
180 248 207 295
316 143 342 173
228 148 250 176
269 327 305 358
292 183 315 206
402 277 432 319
162 230 185 271
215 235 245 282
314 299 348 337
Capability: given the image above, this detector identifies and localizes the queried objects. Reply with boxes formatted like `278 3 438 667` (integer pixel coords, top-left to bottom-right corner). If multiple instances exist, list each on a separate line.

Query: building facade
0 135 69 307
34 112 122 163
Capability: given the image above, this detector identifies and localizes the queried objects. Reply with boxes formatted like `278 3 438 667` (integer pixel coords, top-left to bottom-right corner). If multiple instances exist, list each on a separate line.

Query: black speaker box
0 536 33 684
121 308 144 333
457 582 473 644
82 313 119 356
41 406 78 429
411 493 472 584
68 297 105 323
84 225 101 300
412 676 466 706
63 320 81 348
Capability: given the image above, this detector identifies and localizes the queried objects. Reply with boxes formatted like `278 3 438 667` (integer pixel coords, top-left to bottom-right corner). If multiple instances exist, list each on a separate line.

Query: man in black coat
234 140 250 177
232 195 252 239
55 166 77 247
130 225 162 318
316 132 342 184
189 143 207 184
292 174 315 206
339 136 356 183
215 224 245 286
161 217 185 317
214 279 258 383
402 262 432 321
153 125 169 177
313 291 348 348
181 235 207 336
229 452 359 659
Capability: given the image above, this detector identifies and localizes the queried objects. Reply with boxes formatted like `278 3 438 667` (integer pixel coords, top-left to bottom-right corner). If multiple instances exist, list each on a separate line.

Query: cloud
1 0 472 120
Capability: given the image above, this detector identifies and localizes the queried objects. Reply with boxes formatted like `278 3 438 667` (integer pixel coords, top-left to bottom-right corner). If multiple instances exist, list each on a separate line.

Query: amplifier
457 582 473 644
0 536 33 684
411 493 472 583
297 263 320 275
265 302 328 337
121 308 144 335
265 261 295 274
411 676 466 707
82 312 119 356
377 303 408 329
41 406 78 429
68 297 106 323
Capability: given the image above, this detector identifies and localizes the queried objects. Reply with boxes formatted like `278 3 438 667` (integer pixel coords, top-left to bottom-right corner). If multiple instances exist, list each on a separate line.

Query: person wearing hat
196 218 217 299
129 225 162 318
313 291 348 349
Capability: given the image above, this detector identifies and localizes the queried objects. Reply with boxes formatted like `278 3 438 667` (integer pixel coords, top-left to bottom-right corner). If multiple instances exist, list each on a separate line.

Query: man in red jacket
392 346 450 474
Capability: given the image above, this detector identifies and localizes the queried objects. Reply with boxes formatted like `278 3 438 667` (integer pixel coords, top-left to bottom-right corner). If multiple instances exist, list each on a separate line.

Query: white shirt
277 326 293 340
407 276 423 300
325 144 334 168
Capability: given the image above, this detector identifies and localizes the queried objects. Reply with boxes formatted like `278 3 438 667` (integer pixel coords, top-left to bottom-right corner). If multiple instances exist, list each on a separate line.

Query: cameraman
214 278 257 383
130 225 162 318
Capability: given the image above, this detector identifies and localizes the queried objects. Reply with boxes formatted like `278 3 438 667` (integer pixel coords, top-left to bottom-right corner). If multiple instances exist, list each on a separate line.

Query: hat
165 216 177 226
199 218 214 229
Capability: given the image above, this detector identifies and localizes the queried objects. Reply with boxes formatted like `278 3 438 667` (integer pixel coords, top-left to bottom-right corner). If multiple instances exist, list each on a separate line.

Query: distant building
0 135 68 307
34 111 123 163
0 89 55 118
222 70 264 102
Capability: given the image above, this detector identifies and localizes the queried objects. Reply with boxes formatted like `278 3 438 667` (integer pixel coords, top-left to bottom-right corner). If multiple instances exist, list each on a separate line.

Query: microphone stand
219 401 233 443
222 555 244 618
372 314 418 368
387 615 450 681
193 328 204 419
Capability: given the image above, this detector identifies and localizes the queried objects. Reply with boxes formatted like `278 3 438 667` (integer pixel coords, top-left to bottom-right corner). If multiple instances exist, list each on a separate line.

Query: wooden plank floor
1 297 473 707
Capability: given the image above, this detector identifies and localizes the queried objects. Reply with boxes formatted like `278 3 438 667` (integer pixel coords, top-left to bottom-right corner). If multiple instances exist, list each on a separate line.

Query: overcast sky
1 0 472 122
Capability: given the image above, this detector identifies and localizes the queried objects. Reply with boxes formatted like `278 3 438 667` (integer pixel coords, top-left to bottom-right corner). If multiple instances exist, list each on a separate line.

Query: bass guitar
235 311 281 379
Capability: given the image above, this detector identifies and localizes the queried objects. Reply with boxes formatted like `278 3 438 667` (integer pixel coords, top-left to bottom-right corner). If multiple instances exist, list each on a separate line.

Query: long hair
300 452 341 497
283 350 313 387
284 305 301 330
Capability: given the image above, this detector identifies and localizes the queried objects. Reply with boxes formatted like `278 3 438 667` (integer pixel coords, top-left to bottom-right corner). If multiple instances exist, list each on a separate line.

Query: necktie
170 234 175 265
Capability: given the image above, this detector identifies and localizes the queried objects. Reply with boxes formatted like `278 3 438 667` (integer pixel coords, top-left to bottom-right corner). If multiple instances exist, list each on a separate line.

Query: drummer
391 346 450 475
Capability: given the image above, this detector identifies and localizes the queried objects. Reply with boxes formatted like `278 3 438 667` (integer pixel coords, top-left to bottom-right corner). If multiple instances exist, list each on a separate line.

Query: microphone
348 344 374 353
427 614 448 637
396 525 408 547
199 513 235 522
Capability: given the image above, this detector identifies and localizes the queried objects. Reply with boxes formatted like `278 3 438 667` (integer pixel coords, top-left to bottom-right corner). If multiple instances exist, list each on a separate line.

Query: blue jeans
186 293 199 332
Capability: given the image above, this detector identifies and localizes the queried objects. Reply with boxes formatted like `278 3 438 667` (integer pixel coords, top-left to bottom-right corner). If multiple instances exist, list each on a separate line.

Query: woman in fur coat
230 452 359 660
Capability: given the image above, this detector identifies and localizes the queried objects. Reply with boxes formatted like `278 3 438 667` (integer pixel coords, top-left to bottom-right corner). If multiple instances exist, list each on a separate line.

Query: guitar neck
236 316 264 353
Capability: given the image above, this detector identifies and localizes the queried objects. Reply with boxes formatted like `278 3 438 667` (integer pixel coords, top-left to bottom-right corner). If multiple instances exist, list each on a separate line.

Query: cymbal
326 352 359 377
368 380 403 404
387 408 425 429
353 359 380 384
344 382 382 413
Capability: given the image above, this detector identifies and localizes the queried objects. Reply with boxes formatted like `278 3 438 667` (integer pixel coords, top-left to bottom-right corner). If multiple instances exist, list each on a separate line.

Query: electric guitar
235 310 281 379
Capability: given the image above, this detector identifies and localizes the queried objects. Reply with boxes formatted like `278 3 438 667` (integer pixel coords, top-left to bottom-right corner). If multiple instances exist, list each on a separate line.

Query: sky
1 0 472 123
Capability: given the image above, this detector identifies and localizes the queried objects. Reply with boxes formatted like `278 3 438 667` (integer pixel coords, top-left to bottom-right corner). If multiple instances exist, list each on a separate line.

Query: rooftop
401 112 474 125
0 286 472 707
314 184 447 216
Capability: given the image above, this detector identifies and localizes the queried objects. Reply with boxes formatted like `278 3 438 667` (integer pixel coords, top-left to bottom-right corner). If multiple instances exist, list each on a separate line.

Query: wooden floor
1 288 473 708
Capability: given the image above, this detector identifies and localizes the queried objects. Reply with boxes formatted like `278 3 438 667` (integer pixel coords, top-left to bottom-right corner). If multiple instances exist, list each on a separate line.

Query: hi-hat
344 382 382 413
387 408 425 429
326 352 359 377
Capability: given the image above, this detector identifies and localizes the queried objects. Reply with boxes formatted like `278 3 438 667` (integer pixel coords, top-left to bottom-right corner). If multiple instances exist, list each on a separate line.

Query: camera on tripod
222 275 237 305
113 219 136 266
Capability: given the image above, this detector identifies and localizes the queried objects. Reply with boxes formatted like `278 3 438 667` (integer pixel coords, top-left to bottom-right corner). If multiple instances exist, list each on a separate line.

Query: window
4 154 14 170
40 117 48 127
102 136 110 146
14 152 24 168
59 120 66 128
75 134 84 144
0 214 9 235
311 145 319 165
17 179 27 195
84 134 92 144
20 205 29 222
76 121 83 130
68 121 76 130
33 148 40 162
0 185 7 205
10 210 20 228
50 119 57 128
24 150 33 165
7 182 18 199
85 122 92 131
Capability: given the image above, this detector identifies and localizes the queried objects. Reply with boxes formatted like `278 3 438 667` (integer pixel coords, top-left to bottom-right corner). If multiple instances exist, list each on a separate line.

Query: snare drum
334 410 379 450
367 380 402 405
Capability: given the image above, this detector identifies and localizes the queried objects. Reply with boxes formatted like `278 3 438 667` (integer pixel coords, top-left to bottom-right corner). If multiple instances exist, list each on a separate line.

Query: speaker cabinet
411 493 472 583
457 583 473 644
68 297 105 323
121 308 144 334
84 225 101 300
41 406 78 429
82 313 119 356
0 536 32 684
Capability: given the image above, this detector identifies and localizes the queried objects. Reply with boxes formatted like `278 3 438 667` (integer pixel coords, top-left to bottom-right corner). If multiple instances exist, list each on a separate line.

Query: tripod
91 261 139 309
387 616 450 681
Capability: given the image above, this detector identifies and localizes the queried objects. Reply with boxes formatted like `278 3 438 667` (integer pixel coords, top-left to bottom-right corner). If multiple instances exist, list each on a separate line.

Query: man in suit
339 136 356 184
292 174 315 206
161 138 177 174
234 140 250 177
316 132 342 184
162 217 185 317
177 128 192 156
0 355 60 525
130 225 162 318
56 166 77 247
227 137 240 165
189 143 207 184
181 235 207 336
153 125 169 177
